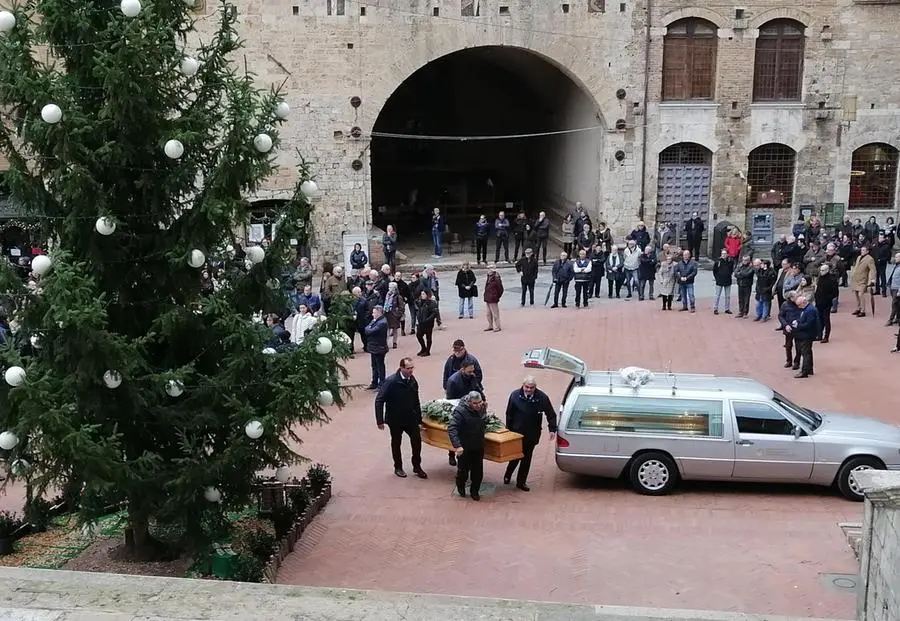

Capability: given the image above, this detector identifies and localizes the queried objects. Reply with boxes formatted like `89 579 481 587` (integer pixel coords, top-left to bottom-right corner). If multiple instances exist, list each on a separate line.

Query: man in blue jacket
364 305 389 390
674 249 698 312
778 291 802 371
503 376 557 491
789 295 818 378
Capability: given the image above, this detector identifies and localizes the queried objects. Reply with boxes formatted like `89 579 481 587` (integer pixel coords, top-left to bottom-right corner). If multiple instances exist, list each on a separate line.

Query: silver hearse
523 348 900 500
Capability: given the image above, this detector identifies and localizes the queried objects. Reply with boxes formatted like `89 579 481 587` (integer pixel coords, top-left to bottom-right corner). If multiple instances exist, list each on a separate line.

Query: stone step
838 522 864 559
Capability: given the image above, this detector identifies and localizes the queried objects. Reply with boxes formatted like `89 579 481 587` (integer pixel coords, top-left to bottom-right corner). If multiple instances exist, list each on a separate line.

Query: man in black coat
442 340 484 466
364 305 389 390
445 361 484 401
503 376 557 491
515 248 539 306
778 291 802 370
684 211 705 260
375 357 428 479
448 391 487 501
814 264 839 343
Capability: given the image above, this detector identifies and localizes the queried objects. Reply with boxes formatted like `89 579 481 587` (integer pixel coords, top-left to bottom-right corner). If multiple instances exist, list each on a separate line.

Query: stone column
855 469 900 621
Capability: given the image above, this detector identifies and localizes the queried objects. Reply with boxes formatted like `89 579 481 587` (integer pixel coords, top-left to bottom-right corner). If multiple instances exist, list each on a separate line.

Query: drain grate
820 573 859 592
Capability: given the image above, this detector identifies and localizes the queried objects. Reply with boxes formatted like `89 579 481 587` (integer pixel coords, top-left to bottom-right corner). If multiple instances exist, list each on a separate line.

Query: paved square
276 288 899 618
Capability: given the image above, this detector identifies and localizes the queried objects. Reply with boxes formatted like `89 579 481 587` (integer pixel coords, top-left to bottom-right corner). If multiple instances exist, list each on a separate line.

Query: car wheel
629 452 678 496
837 457 884 501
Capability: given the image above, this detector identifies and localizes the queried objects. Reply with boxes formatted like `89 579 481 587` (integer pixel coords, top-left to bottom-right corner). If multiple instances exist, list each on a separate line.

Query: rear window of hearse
567 395 725 438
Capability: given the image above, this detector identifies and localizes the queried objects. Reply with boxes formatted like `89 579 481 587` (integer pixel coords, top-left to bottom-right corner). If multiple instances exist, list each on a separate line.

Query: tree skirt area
61 537 193 578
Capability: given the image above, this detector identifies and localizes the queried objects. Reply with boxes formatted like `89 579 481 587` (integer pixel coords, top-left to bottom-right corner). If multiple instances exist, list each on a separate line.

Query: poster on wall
249 224 265 243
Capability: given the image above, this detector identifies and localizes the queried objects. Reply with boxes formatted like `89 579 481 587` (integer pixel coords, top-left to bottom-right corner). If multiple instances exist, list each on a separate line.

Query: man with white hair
448 391 487 501
503 376 556 492
790 295 818 378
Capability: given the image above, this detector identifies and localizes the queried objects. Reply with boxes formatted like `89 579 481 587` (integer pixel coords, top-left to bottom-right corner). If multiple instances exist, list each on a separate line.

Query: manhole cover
820 573 858 591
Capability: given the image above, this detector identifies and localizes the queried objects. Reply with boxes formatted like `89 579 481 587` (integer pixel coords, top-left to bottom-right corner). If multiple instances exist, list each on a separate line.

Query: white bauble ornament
164 139 184 159
203 487 221 503
244 420 264 439
336 331 351 345
29 335 41 349
0 430 19 450
243 259 253 271
31 254 52 276
10 458 29 476
315 337 333 355
80 522 98 538
183 0 196 6
317 390 334 406
95 217 116 236
0 10 16 33
253 133 273 153
40 103 62 124
274 465 290 483
225 244 234 253
120 0 141 17
165 380 184 397
300 180 318 198
4 366 26 387
262 347 277 355
275 101 290 119
245 245 265 264
103 370 122 389
317 314 328 323
179 56 199 77
188 249 206 268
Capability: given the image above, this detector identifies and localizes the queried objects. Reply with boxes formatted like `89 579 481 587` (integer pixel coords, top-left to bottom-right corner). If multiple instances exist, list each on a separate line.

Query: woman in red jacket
724 228 743 259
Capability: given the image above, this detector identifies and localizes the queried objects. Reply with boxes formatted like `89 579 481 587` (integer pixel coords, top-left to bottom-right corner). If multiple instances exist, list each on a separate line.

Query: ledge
855 469 900 504
659 102 720 110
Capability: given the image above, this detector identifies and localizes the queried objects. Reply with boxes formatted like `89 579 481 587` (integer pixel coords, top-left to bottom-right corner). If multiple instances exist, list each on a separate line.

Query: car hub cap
848 465 874 496
638 460 669 490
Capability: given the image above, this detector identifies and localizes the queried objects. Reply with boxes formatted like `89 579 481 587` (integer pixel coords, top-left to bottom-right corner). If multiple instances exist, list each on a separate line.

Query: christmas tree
0 0 349 558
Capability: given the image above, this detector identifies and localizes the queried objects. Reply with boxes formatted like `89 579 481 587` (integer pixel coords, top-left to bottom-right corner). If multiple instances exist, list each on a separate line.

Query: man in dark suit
375 357 428 479
364 305 389 389
503 376 557 491
684 211 705 260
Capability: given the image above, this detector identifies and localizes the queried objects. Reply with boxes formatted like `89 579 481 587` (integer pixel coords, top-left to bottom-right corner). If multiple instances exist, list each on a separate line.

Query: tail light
556 435 570 448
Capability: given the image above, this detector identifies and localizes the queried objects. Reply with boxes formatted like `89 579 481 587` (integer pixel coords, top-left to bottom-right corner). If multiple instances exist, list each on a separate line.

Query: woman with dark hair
414 289 438 357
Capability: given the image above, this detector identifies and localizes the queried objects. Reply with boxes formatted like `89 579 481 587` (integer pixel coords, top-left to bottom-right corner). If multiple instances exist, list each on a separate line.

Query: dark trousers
356 322 368 350
495 236 509 262
504 439 536 485
590 270 605 297
521 280 535 305
607 277 623 298
638 278 654 300
687 237 701 260
513 236 526 260
661 294 673 310
475 238 488 264
389 423 422 471
553 281 570 306
876 262 888 294
370 352 386 387
416 322 434 354
536 238 548 263
456 449 484 495
563 242 573 256
784 333 801 367
407 301 418 332
738 285 752 316
574 281 590 307
890 292 900 323
796 339 814 374
384 250 396 272
817 306 832 340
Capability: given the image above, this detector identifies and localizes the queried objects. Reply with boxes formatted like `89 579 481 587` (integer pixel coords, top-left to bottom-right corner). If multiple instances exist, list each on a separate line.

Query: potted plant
306 464 332 497
0 511 24 555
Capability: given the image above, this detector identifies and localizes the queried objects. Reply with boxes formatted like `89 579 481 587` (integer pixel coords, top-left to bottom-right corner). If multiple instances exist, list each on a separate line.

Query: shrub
288 485 311 515
25 498 54 533
306 463 332 496
231 552 265 583
0 511 25 539
241 528 276 562
270 505 295 539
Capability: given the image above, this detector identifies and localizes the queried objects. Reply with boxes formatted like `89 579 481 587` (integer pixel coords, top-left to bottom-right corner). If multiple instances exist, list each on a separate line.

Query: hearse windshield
773 392 822 430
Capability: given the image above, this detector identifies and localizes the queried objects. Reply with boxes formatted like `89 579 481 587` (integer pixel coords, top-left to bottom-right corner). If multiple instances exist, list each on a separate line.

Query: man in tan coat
851 246 877 317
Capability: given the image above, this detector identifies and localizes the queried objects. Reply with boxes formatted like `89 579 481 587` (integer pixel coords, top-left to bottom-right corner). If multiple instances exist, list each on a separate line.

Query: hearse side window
566 395 724 437
732 401 795 435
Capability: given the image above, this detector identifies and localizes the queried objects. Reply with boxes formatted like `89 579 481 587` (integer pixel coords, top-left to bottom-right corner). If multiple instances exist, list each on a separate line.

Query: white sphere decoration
29 335 41 349
164 139 184 159
0 430 19 450
40 103 62 124
243 259 253 271
336 331 351 345
0 11 16 34
317 314 328 323
225 244 234 253
165 380 184 397
244 420 264 439
188 249 206 268
245 245 265 264
4 366 26 387
253 133 273 154
31 254 52 276
10 458 29 476
315 337 333 355
275 101 290 119
274 466 290 483
317 390 334 406
103 370 122 389
203 486 221 503
300 180 318 198
95 217 116 236
120 0 141 17
179 56 199 77
262 347 277 355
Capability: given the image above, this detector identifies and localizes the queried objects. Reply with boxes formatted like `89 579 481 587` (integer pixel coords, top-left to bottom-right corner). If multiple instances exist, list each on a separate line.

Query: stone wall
856 469 900 621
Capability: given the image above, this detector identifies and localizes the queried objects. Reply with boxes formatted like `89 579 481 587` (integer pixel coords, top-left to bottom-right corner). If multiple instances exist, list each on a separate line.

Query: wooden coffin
421 418 524 463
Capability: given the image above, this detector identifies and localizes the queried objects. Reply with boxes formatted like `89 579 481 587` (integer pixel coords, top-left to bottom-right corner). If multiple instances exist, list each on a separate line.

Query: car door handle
736 440 754 446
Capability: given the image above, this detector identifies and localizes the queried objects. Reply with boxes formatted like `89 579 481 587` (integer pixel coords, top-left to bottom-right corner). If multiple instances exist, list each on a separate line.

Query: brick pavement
275 288 900 617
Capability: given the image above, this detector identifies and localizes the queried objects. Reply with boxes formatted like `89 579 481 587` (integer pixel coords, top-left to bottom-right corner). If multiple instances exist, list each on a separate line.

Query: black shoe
792 365 800 371
516 483 530 492
456 486 466 497
724 310 733 315
367 384 378 390
550 304 558 308
394 468 407 478
413 468 428 479
449 453 457 466
714 310 719 315
470 492 481 501
503 475 511 484
794 372 809 379
784 362 792 368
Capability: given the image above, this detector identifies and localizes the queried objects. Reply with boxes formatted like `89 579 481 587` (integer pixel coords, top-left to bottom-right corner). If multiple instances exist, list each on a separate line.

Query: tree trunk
124 502 156 560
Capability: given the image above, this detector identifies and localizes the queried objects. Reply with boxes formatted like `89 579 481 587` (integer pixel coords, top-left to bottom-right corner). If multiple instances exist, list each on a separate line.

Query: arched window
662 19 718 101
753 19 805 102
849 143 899 210
745 144 796 209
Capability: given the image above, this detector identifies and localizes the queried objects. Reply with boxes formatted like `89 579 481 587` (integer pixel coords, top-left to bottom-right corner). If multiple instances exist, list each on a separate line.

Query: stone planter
260 483 332 584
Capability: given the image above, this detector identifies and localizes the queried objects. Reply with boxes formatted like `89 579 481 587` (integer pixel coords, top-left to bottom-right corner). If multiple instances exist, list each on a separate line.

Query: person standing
656 252 676 310
873 231 892 296
605 244 625 299
589 243 606 298
779 291 802 370
887 252 900 326
455 261 477 319
734 255 755 318
572 249 593 309
791 296 818 378
814 264 839 343
364 305 389 390
483 264 504 332
448 391 488 501
753 259 776 321
375 357 428 479
382 225 398 272
561 214 575 256
415 290 438 356
502 376 556 492
474 215 490 265
674 249 698 312
629 221 651 250
551 251 573 308
712 249 734 315
638 246 658 301
850 246 877 317
431 207 444 258
622 240 641 299
493 211 511 263
383 282 405 349
515 247 539 306
512 210 530 261
684 211 705 260
534 211 550 264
